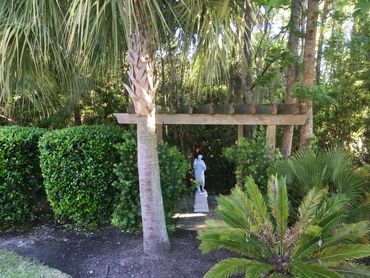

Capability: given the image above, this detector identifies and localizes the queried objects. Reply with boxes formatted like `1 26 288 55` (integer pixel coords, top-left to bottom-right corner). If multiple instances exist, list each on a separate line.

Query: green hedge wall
39 125 126 228
112 134 189 232
0 126 46 230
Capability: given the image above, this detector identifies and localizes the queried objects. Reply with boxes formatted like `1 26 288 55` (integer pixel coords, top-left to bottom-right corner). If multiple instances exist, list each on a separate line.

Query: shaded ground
0 195 232 278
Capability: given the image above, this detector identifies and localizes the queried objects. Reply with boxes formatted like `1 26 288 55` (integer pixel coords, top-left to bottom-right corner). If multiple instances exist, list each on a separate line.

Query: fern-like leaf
198 226 272 259
329 263 370 277
309 244 370 264
244 176 273 230
216 187 251 229
267 175 289 240
305 264 344 277
323 221 370 247
290 261 317 278
203 258 273 278
297 187 327 229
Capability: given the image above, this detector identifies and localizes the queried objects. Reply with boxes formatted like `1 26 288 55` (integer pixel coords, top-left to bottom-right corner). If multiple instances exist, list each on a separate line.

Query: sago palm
198 175 370 277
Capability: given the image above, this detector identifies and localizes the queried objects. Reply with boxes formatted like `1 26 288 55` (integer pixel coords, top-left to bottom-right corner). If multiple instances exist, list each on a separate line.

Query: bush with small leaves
39 125 127 228
0 126 46 231
112 135 188 232
223 127 282 189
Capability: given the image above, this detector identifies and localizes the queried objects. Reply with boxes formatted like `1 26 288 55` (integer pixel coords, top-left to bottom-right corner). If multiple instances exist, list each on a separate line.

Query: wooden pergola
114 103 308 152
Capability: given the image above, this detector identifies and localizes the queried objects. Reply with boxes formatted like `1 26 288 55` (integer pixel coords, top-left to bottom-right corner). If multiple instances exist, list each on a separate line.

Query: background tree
281 0 301 157
299 0 320 150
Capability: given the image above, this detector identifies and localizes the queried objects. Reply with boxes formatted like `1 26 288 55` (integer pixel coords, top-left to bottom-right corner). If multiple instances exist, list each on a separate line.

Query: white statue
194 154 207 193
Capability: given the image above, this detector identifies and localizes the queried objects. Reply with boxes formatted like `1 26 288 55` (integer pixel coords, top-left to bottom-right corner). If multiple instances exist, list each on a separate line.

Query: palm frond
296 187 327 231
216 186 253 229
303 263 344 278
198 224 272 259
0 0 70 114
290 261 317 278
270 148 368 222
178 0 255 88
267 175 289 241
329 263 370 277
323 221 370 247
244 176 273 231
309 244 370 264
203 258 273 278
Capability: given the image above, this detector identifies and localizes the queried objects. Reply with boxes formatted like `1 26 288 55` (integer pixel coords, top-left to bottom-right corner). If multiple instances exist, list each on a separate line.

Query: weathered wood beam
156 124 163 144
114 113 308 125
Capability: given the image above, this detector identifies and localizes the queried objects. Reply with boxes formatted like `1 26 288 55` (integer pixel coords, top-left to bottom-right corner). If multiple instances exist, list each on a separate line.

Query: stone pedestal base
194 191 209 213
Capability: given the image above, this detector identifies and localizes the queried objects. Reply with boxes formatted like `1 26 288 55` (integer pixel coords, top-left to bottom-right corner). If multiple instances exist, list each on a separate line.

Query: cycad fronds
203 258 273 278
268 175 289 240
309 244 370 264
199 175 370 278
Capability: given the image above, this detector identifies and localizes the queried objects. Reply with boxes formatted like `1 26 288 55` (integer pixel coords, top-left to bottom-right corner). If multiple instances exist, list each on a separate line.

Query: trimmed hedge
39 125 126 228
112 135 188 232
0 126 46 230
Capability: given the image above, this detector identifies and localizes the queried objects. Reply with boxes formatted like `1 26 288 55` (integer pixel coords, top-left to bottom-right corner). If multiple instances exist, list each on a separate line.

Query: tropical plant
269 148 369 221
198 175 370 278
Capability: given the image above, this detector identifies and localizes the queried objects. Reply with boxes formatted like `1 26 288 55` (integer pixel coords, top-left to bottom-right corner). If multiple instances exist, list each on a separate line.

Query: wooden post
266 104 278 156
266 125 276 155
237 125 244 144
156 124 163 145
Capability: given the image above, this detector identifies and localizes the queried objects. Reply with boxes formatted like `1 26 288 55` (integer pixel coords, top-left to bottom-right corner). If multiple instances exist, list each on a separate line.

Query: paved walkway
173 195 218 231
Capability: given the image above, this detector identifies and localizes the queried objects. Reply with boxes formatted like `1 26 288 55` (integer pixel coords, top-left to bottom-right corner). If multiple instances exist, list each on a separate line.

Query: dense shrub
223 127 281 189
112 136 188 232
0 126 46 230
39 125 126 228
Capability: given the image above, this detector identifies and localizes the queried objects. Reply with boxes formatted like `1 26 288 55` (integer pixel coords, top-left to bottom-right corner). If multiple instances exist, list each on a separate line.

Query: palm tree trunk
299 0 320 151
137 112 170 255
125 32 170 256
281 0 301 157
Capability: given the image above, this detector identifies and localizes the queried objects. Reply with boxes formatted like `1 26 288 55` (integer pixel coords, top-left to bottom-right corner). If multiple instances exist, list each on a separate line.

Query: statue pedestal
194 191 209 213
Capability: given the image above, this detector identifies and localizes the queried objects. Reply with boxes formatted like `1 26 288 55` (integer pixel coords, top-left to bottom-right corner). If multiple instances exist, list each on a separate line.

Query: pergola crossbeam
114 113 308 126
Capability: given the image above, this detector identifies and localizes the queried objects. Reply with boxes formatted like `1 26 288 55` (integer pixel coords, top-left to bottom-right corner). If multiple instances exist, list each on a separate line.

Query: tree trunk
124 32 170 256
281 0 301 157
137 112 170 255
315 0 330 85
299 0 320 151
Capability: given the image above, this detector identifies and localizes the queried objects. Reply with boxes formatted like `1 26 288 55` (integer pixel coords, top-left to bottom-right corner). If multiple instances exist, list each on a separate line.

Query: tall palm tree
0 0 255 256
0 0 172 256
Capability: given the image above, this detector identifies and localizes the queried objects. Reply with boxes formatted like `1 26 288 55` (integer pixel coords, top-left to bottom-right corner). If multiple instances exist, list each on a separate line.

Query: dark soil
0 223 233 278
0 195 237 278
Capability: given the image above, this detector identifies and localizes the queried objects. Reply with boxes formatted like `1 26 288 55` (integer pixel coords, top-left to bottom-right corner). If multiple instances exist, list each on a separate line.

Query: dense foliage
199 176 370 278
0 126 46 230
39 125 126 228
269 148 369 221
112 137 188 232
223 128 282 189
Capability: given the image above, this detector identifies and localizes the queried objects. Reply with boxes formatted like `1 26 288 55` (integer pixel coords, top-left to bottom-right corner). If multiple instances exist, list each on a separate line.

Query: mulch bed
0 223 233 278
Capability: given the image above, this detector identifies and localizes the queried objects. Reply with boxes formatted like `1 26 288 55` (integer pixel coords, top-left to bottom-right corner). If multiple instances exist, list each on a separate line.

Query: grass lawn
0 249 71 278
